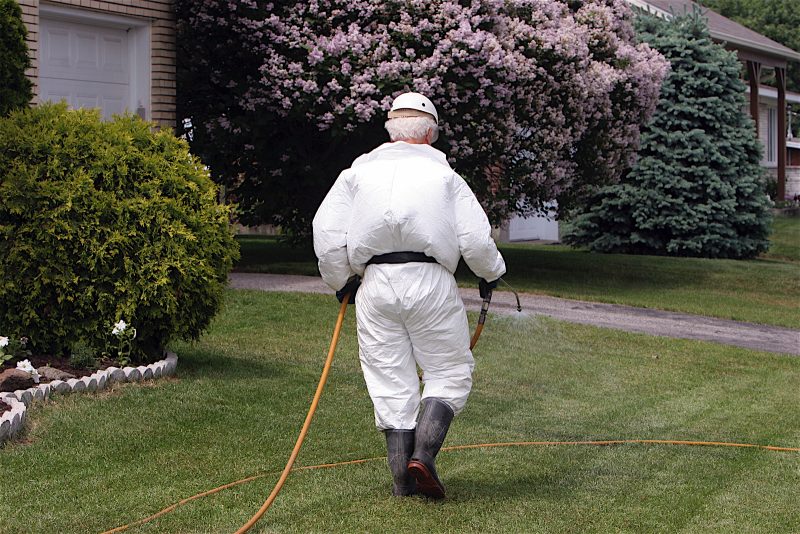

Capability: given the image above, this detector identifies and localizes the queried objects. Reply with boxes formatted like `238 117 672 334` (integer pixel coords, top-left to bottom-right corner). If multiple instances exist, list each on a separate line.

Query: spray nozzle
499 278 522 312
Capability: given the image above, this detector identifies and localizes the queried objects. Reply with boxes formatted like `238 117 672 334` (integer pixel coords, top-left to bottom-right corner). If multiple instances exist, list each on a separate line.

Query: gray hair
384 116 438 142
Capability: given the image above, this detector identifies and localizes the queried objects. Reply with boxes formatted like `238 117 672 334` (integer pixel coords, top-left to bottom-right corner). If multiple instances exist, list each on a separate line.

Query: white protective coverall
313 141 506 430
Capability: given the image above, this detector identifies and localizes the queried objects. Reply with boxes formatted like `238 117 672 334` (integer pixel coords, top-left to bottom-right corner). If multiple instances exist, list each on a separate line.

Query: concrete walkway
229 273 800 356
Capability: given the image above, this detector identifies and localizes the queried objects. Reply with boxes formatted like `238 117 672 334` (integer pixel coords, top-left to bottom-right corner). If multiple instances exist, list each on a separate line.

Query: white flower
112 320 128 336
0 336 8 348
16 359 40 384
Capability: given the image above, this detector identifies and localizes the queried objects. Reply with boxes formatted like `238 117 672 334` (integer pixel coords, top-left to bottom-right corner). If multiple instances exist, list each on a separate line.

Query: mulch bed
1 354 117 385
17 354 117 380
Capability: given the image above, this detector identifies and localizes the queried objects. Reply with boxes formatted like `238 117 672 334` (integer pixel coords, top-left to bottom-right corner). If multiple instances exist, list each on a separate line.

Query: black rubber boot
407 398 454 499
384 429 417 496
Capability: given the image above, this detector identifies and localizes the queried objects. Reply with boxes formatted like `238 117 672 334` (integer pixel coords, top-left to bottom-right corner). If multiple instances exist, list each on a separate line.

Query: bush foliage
177 0 668 238
0 103 239 360
0 0 33 116
564 12 772 259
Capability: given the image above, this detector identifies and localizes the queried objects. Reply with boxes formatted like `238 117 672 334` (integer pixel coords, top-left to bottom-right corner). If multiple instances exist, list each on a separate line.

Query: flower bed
0 352 178 446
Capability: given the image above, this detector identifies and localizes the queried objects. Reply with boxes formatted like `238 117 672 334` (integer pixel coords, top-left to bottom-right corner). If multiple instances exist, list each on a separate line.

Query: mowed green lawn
767 213 800 262
1 291 798 533
234 214 800 328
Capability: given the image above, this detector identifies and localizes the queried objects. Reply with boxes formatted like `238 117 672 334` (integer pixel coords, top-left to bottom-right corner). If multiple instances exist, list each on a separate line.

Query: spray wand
469 277 521 350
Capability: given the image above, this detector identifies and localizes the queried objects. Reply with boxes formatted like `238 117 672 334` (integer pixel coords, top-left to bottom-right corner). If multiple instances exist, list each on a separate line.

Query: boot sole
407 460 445 499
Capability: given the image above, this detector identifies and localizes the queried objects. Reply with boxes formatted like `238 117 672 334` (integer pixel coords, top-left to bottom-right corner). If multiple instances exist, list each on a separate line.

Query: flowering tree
177 0 668 237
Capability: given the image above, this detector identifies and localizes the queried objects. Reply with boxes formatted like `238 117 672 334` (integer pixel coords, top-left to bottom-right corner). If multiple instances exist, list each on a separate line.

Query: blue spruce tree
564 11 772 259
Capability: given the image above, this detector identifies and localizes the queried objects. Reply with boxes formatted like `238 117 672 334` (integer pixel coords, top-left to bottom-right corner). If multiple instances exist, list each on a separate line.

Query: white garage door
507 214 560 242
507 200 560 242
39 18 130 120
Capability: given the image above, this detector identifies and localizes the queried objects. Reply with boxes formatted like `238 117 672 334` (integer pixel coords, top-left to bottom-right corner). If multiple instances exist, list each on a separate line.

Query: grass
766 214 800 262
1 291 798 533
233 215 800 328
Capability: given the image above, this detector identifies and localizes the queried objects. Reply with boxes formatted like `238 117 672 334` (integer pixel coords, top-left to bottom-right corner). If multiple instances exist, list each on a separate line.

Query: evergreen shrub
0 103 239 361
0 0 33 116
564 11 772 259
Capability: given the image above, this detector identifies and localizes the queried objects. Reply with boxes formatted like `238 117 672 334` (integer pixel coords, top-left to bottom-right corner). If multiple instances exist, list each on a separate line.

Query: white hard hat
388 92 438 123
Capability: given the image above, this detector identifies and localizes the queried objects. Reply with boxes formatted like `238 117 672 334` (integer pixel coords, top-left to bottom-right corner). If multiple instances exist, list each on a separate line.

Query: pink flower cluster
182 0 668 221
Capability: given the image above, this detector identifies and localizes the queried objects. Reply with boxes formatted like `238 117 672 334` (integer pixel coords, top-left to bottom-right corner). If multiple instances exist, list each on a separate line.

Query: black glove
336 275 361 304
479 278 497 299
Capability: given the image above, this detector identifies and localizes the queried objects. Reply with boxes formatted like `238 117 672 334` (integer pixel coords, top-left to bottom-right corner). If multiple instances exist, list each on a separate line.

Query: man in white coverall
312 92 506 499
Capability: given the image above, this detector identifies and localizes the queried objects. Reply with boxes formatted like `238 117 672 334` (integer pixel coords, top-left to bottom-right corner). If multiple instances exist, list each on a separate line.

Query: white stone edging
0 352 178 446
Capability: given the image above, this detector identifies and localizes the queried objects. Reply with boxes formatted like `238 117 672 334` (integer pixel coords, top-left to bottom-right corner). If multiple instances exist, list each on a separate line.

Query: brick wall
17 0 176 129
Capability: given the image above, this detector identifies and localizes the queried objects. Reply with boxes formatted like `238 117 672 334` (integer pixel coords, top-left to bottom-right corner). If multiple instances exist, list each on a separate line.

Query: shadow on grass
176 347 289 381
441 471 576 503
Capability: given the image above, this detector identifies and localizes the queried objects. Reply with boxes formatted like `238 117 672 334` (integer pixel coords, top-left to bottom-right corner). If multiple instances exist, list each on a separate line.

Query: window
766 107 777 164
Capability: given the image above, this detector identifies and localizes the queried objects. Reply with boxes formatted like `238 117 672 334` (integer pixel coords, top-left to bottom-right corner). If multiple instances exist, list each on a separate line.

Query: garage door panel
40 78 129 120
44 27 71 69
102 36 125 73
40 88 70 105
75 31 99 70
102 96 126 118
75 94 99 110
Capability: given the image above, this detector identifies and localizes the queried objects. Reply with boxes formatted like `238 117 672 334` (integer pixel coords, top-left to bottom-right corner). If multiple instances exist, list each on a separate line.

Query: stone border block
107 367 126 383
11 405 25 430
14 389 33 406
67 378 86 393
95 372 108 390
123 367 141 382
135 365 152 381
164 353 178 376
32 386 47 402
83 376 98 392
37 383 51 398
0 417 10 442
50 380 70 394
151 363 163 379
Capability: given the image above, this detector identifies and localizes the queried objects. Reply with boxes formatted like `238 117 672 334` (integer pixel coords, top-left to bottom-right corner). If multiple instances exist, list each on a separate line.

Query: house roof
746 85 800 105
626 0 800 62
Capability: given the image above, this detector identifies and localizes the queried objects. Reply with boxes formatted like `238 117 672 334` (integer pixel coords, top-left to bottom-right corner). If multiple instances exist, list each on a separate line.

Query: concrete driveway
229 273 800 356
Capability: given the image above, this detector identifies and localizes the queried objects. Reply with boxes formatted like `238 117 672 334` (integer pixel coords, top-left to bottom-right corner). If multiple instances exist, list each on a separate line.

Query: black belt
366 251 438 265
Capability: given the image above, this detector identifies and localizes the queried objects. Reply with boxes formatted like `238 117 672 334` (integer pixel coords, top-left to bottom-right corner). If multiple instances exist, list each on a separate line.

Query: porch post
746 60 761 128
776 67 787 200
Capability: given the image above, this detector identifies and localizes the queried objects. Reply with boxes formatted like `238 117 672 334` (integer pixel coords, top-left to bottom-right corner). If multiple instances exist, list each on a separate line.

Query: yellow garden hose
469 290 490 349
233 295 351 533
101 438 798 533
